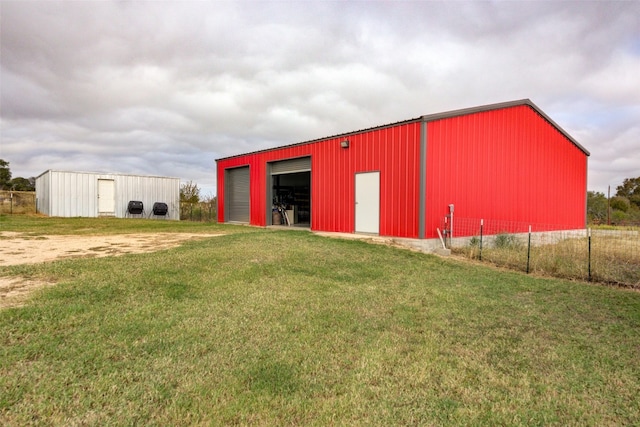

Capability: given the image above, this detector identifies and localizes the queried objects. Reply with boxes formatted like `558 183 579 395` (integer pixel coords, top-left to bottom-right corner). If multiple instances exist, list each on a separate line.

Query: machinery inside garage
270 157 310 226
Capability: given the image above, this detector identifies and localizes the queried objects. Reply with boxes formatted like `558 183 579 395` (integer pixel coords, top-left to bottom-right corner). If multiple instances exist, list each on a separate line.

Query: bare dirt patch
0 232 223 309
0 277 56 309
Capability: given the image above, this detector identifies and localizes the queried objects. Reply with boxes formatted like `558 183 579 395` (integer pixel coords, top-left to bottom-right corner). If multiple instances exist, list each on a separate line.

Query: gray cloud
1 1 639 196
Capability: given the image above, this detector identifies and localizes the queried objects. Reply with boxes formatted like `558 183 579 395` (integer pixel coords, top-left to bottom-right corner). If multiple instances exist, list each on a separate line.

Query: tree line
587 177 640 225
0 159 35 191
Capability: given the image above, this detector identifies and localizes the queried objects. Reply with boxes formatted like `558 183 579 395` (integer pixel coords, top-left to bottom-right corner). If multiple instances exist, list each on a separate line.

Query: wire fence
0 191 36 214
179 201 217 222
444 217 640 289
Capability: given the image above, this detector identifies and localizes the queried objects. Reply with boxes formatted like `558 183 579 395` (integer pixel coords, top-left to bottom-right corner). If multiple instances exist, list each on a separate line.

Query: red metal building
216 99 589 239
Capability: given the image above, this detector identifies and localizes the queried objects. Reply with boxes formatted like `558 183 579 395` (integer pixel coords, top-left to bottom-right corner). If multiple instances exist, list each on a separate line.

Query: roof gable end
421 99 589 156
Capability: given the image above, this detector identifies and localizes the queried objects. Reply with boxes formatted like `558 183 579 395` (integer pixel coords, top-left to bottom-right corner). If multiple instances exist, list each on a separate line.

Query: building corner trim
418 120 427 239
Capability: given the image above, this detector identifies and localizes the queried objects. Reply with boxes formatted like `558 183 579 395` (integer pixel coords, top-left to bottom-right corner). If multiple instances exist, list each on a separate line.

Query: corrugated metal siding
115 174 180 219
217 122 422 237
35 171 50 215
35 170 180 219
424 105 587 238
49 171 96 217
217 102 587 239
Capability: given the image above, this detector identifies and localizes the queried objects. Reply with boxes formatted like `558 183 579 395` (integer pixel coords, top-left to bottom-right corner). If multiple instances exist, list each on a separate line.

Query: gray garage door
226 166 250 222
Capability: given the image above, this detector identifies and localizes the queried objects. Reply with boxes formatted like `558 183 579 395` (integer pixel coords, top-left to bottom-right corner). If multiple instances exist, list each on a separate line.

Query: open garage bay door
226 166 250 222
269 157 311 226
271 157 311 175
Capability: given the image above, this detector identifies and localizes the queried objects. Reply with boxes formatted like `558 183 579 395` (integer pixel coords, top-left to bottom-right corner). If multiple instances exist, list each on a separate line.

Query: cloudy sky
1 1 639 197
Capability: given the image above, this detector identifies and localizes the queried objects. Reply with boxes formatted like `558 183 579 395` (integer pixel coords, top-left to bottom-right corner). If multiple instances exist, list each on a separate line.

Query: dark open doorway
272 171 310 226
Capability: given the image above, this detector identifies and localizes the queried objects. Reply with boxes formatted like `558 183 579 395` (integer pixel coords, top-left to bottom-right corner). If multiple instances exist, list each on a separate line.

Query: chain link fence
180 201 217 222
0 191 36 214
444 217 640 288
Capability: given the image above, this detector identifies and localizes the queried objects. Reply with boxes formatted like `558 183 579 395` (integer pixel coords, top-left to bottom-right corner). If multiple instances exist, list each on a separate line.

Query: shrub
494 232 520 249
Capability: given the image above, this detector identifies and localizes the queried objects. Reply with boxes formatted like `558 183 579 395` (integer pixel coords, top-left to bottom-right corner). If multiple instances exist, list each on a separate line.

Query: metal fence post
588 228 592 282
479 219 484 261
526 225 532 274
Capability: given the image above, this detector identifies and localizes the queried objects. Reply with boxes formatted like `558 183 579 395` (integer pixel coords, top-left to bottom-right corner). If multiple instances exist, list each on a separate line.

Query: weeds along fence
0 191 36 214
180 201 217 222
446 217 640 288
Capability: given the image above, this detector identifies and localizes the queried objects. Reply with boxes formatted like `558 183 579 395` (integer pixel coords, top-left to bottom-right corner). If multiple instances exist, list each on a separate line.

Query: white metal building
35 170 180 220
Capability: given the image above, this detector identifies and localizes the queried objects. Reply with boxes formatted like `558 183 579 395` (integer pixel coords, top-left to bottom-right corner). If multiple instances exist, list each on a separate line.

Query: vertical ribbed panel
35 171 50 215
225 166 250 222
425 105 587 238
217 105 586 239
217 122 422 238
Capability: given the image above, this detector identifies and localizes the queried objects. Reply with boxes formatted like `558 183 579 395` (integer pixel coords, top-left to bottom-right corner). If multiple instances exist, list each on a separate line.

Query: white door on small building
355 171 380 234
97 179 115 216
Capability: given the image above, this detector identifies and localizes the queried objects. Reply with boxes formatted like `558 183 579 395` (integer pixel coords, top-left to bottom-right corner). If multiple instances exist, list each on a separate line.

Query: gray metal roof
35 169 180 180
216 99 589 161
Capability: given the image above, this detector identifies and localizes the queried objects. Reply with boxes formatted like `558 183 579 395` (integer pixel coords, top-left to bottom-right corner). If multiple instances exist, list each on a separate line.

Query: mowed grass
0 214 254 236
1 217 639 425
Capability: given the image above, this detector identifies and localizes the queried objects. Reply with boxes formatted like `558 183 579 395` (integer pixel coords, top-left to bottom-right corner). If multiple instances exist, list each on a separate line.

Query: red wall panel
218 103 587 240
217 122 422 238
424 105 587 238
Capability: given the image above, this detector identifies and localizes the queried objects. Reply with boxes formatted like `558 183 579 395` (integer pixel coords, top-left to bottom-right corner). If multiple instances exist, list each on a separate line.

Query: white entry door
97 179 115 216
355 171 380 234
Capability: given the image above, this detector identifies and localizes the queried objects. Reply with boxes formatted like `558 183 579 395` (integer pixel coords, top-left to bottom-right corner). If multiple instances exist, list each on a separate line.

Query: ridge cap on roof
419 99 532 121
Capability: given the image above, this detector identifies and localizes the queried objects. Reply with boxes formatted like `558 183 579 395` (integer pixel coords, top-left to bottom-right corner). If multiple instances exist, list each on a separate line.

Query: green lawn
0 214 250 235
1 216 639 425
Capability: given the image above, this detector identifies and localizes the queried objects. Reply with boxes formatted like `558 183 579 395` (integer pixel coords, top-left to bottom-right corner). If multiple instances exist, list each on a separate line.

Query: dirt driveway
0 232 222 309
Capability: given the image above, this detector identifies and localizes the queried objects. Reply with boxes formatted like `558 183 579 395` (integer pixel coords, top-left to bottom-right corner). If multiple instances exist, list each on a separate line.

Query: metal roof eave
216 99 590 162
215 116 422 162
35 169 181 180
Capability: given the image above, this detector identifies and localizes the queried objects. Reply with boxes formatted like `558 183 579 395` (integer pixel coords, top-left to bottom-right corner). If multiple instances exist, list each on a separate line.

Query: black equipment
152 202 168 216
127 200 144 215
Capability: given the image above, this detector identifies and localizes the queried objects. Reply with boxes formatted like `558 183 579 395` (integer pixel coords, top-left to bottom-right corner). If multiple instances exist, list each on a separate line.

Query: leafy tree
586 191 607 223
611 209 628 225
610 196 630 212
0 160 35 191
180 180 200 203
616 177 640 209
9 177 35 191
0 159 11 190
